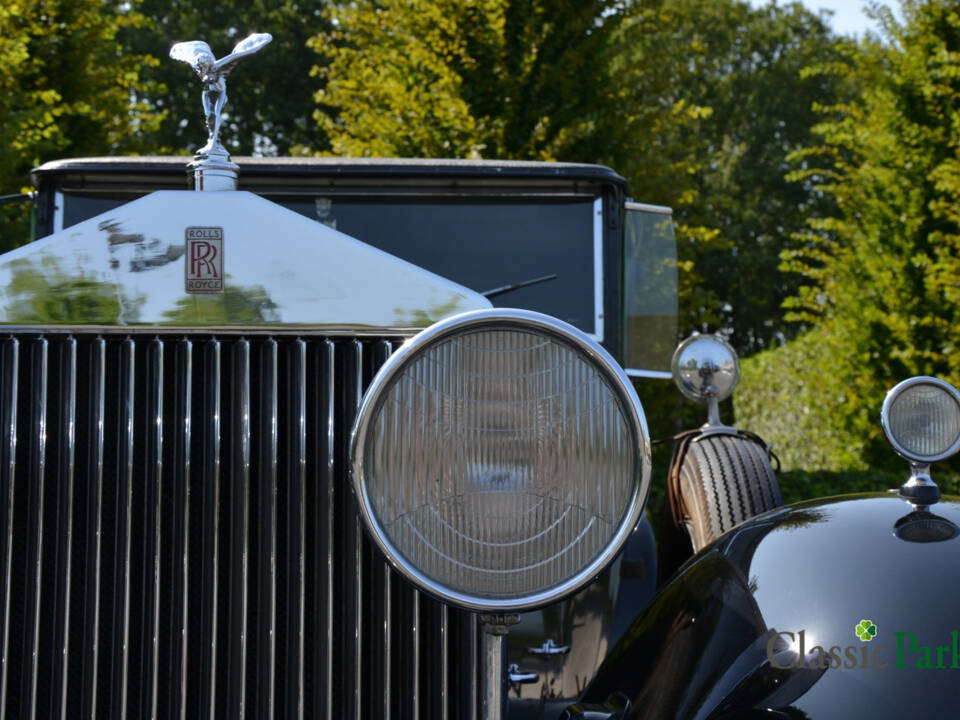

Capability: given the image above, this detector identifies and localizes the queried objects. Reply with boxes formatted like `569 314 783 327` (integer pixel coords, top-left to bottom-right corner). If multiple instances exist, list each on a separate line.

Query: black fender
576 494 960 719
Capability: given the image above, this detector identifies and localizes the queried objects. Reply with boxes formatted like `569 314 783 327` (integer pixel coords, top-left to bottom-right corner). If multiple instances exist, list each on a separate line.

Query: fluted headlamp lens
352 310 649 611
883 378 960 463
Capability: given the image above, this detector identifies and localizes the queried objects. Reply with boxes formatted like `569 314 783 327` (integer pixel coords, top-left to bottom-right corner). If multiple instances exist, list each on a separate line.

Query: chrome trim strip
440 604 449 720
227 340 251 719
81 338 105 719
254 339 278 720
0 338 17 720
351 308 652 612
201 340 221 720
145 339 164 719
0 325 419 338
52 190 64 232
625 369 672 380
292 339 307 720
322 339 334 720
53 338 77 720
593 196 604 342
350 340 363 720
463 613 478 720
374 340 393 720
624 201 672 215
24 338 47 720
175 339 192 720
411 590 420 719
112 338 135 718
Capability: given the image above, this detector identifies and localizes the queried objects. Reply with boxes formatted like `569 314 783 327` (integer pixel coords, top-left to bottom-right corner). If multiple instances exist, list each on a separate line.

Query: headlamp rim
880 376 960 465
350 307 651 612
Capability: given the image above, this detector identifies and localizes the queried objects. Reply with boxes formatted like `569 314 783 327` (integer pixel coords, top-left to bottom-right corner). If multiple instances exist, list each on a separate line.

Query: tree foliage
312 0 630 160
654 0 852 352
124 0 329 156
313 0 849 355
0 0 160 251
740 0 960 469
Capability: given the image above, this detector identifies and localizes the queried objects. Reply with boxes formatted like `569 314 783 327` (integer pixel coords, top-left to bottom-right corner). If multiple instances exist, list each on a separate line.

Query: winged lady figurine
170 33 272 153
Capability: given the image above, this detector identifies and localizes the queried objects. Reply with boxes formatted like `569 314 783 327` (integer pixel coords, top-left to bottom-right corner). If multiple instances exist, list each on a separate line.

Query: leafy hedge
779 469 960 504
734 330 869 471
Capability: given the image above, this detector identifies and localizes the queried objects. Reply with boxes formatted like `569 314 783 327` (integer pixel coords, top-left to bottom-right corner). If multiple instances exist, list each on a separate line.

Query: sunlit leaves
743 0 960 469
0 0 160 251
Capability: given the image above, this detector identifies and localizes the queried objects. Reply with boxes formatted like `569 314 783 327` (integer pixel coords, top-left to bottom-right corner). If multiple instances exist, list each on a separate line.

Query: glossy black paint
579 493 960 719
508 517 659 718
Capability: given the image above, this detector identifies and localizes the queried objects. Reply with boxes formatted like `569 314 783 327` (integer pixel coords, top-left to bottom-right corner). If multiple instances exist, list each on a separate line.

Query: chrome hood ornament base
170 32 272 191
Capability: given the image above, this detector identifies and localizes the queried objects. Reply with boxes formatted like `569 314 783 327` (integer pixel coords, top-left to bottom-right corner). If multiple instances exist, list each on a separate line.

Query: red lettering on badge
191 241 219 277
185 227 224 293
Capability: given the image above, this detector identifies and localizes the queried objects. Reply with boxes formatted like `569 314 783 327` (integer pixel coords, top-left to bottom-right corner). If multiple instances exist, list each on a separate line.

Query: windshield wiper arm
481 273 557 299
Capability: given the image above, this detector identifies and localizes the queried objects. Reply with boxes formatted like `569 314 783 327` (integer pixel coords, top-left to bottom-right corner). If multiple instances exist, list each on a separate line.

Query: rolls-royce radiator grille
0 332 479 720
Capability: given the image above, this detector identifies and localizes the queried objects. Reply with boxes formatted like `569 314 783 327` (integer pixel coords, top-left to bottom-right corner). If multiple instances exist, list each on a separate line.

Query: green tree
608 0 850 352
313 0 849 355
0 0 160 252
311 0 634 160
124 1 330 156
740 0 960 469
674 0 851 353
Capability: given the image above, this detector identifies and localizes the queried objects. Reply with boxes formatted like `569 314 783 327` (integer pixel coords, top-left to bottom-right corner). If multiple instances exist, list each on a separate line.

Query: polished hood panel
583 493 960 718
0 190 490 329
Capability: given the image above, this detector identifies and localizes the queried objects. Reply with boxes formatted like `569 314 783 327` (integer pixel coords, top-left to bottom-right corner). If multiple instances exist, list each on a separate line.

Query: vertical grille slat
225 340 250 719
0 333 479 720
22 338 48 720
133 339 164 720
460 612 480 720
251 339 277 718
47 338 76 720
79 339 105 719
196 340 221 720
108 338 135 718
370 339 393 720
279 339 306 720
0 337 17 720
339 340 363 720
164 338 191 720
439 604 449 720
304 339 335 720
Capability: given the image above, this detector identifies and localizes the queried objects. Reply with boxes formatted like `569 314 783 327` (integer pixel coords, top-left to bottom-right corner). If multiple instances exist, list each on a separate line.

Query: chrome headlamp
351 309 651 612
881 376 960 465
671 333 739 427
671 333 740 404
882 376 960 504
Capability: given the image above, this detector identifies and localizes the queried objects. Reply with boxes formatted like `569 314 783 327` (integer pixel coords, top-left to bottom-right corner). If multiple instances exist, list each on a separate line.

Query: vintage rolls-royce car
1 33 958 720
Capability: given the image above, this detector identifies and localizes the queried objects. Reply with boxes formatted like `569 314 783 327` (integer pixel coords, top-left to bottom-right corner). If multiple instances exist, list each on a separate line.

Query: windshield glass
624 204 678 374
281 196 598 335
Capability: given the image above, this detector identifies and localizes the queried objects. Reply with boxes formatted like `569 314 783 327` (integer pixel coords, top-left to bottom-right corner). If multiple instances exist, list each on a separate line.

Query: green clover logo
855 619 877 642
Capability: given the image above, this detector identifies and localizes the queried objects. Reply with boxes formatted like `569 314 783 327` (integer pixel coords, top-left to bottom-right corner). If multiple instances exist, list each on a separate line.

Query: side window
624 203 678 376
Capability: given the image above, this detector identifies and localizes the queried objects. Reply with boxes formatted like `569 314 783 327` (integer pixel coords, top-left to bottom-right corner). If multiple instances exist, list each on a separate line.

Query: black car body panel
579 493 960 718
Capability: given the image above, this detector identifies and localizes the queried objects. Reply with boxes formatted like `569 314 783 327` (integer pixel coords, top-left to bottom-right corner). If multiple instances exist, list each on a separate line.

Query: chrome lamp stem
480 614 519 720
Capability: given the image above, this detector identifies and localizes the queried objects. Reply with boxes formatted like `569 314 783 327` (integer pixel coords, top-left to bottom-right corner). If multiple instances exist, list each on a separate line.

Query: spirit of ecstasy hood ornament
170 32 272 191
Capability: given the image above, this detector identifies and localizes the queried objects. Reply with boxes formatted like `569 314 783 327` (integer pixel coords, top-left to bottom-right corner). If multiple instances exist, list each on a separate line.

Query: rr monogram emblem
185 227 224 293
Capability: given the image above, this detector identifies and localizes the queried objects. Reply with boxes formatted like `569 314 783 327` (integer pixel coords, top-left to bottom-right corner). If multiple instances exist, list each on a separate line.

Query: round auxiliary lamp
671 333 740 427
881 376 960 504
351 308 651 719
